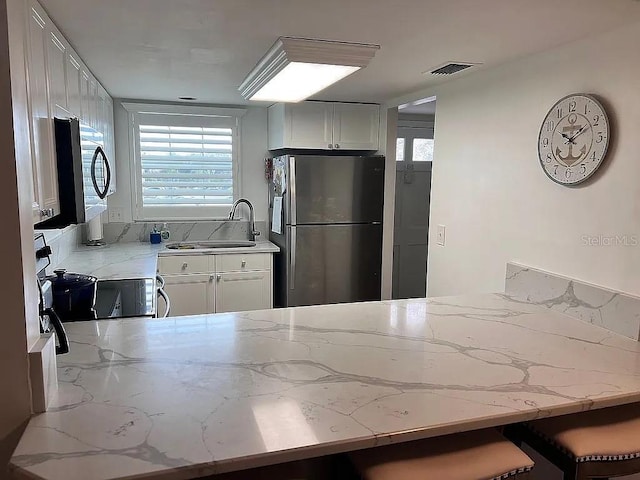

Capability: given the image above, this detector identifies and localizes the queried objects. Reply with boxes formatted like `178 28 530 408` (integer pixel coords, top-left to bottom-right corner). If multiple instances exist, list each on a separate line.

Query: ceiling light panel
239 37 379 103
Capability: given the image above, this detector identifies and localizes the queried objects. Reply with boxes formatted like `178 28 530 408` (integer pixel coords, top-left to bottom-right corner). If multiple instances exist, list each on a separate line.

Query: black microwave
38 118 113 228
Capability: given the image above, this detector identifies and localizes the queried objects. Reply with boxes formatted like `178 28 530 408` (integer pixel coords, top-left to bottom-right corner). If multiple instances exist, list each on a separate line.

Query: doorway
392 98 436 299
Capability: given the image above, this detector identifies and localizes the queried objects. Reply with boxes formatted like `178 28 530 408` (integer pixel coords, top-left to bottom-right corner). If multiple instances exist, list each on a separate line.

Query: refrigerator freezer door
291 156 384 225
286 223 382 307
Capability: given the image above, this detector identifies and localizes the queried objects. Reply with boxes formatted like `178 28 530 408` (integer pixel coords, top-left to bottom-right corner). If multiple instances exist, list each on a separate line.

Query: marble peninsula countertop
10 293 640 480
55 241 280 280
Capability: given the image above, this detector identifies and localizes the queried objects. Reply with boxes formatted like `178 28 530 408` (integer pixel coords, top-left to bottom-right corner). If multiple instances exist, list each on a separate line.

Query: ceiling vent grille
427 62 478 76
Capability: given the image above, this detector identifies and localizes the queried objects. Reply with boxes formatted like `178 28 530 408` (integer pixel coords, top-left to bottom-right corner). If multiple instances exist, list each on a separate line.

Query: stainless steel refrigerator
269 154 385 308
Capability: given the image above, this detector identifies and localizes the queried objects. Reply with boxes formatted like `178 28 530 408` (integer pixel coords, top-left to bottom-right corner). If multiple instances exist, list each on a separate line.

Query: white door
332 103 380 150
286 102 333 149
215 271 271 313
47 29 68 116
392 136 434 299
162 274 213 317
26 1 59 221
65 52 82 117
88 78 98 129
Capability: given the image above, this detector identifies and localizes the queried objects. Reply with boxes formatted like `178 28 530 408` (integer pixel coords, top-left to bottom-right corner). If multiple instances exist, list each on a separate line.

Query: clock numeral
545 152 552 163
596 132 604 144
593 115 600 126
580 164 587 174
584 104 589 115
542 137 549 147
557 108 563 119
569 101 577 113
546 120 555 132
565 168 572 179
591 151 597 161
554 164 559 175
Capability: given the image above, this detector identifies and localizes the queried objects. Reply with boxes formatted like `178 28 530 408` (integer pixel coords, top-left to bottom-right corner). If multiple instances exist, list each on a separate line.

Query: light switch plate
436 225 446 246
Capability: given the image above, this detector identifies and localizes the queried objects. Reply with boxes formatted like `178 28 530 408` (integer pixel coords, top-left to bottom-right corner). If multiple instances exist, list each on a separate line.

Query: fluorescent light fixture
239 37 379 103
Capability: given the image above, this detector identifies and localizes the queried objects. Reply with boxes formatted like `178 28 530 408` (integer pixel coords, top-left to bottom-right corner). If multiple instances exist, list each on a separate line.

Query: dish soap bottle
150 224 161 244
160 223 171 242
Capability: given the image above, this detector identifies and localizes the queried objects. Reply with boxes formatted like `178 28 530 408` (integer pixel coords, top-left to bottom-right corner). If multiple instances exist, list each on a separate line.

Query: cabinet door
105 95 116 194
285 102 333 149
80 69 90 124
332 103 380 150
65 51 82 117
47 28 68 116
215 271 271 313
26 1 59 221
162 274 214 317
89 77 98 129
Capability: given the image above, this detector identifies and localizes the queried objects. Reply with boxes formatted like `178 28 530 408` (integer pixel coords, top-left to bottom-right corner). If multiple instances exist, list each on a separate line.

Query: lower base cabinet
215 271 271 314
158 253 273 318
162 274 214 317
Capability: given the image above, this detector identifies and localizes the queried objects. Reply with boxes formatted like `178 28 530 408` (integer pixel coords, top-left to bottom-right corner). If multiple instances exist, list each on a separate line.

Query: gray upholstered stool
348 428 535 480
512 402 640 480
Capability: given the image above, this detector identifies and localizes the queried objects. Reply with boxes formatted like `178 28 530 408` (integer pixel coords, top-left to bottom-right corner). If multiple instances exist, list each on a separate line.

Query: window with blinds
130 109 240 220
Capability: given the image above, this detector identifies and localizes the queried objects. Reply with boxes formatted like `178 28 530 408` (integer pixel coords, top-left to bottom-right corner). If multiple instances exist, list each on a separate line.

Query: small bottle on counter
150 224 162 244
160 223 171 242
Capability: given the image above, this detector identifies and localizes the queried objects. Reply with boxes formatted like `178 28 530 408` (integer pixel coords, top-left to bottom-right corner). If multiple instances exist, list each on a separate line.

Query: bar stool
348 428 535 480
510 402 640 480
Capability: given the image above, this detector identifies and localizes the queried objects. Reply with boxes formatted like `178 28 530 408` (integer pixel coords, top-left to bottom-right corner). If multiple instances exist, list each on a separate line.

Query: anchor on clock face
556 114 587 166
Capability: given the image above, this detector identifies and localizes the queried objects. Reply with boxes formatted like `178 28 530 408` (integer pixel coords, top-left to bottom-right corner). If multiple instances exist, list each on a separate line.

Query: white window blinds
131 110 240 220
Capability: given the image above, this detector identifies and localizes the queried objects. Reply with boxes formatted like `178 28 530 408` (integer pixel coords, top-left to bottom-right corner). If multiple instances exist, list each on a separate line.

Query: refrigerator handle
290 226 296 290
289 156 296 225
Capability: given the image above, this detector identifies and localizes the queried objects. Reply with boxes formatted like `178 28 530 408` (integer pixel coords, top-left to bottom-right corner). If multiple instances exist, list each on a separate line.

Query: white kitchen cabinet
162 274 214 317
215 271 271 313
89 77 98 129
158 252 273 317
332 103 380 150
25 0 59 222
25 0 116 224
268 101 380 151
80 69 90 124
65 51 82 117
47 27 68 117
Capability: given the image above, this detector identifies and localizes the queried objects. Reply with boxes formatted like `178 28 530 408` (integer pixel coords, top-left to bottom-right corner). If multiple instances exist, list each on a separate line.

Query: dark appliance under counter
94 278 157 320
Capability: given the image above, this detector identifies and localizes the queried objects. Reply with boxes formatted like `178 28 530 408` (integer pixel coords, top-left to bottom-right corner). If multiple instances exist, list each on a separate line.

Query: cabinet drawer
158 255 212 275
216 253 270 272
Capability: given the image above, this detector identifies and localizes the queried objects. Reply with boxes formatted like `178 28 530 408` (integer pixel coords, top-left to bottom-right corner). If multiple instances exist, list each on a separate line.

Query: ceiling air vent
427 62 478 76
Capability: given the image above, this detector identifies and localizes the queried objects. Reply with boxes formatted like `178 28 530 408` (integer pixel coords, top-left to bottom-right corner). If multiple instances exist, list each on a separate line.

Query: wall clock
538 94 610 186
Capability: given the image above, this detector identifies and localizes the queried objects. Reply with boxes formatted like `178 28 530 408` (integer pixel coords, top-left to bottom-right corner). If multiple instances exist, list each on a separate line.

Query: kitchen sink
165 240 256 250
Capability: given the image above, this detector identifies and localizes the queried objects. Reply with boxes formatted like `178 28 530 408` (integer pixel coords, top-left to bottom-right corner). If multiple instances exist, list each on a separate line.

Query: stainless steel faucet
228 198 261 241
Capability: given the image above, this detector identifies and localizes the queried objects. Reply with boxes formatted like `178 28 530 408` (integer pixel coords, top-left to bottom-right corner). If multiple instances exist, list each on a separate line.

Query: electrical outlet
436 225 446 246
108 207 124 223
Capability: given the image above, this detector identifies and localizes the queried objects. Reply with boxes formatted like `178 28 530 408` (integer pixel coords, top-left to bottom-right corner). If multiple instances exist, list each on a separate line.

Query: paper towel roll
87 216 104 243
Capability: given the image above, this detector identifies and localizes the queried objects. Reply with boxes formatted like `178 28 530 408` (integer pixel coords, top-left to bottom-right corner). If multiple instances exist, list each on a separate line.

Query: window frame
123 102 247 221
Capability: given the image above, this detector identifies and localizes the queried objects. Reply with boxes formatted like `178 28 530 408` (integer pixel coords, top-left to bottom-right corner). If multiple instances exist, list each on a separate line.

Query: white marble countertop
10 293 640 480
54 241 280 280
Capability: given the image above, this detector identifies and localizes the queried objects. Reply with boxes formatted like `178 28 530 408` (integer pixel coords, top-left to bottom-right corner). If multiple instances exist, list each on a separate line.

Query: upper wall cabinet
268 101 380 151
25 0 115 224
47 27 68 117
26 0 58 221
65 51 82 117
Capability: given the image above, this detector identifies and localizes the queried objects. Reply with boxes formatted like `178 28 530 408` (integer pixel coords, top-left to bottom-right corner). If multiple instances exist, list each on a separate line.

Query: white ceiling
39 0 640 105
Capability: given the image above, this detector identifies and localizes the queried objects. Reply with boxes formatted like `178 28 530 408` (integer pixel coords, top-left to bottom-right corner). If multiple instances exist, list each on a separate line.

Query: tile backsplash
35 225 82 270
505 262 640 341
102 221 268 244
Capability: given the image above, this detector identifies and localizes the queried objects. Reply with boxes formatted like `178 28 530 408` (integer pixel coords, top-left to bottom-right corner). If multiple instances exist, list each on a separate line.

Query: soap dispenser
150 224 161 244
160 223 171 242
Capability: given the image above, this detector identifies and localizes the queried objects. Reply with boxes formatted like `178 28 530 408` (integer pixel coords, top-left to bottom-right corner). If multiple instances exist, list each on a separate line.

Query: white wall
0 0 42 466
390 20 640 298
107 101 269 223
